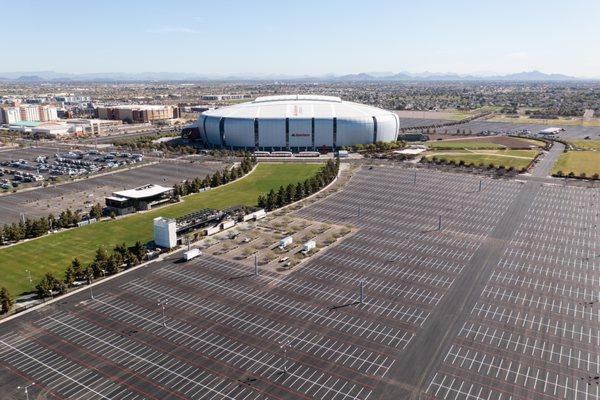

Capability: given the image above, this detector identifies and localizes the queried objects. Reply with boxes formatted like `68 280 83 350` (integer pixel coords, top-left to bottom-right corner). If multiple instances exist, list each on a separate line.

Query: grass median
0 162 323 296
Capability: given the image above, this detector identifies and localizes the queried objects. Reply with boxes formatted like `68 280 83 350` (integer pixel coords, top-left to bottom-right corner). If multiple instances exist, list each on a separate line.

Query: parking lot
0 165 599 399
426 184 600 400
0 160 225 224
416 120 600 140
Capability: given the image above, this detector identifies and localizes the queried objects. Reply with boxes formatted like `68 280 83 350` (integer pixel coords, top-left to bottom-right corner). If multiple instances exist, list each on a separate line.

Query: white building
1 107 21 124
20 105 41 122
39 105 58 122
153 217 177 249
196 95 400 149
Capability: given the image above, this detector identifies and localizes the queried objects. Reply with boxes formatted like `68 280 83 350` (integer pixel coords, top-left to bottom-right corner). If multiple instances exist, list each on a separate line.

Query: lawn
426 150 538 170
567 140 600 151
426 140 505 150
552 151 600 176
0 162 322 296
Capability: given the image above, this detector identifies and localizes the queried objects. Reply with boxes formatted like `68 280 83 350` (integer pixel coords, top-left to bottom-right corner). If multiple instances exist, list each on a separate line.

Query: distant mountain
0 70 587 82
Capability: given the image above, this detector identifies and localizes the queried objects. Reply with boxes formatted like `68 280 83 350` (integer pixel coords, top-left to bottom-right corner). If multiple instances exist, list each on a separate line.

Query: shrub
555 170 564 177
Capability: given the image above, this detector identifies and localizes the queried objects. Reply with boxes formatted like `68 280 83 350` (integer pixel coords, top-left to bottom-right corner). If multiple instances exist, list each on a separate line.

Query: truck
279 236 293 250
183 248 201 261
301 240 316 255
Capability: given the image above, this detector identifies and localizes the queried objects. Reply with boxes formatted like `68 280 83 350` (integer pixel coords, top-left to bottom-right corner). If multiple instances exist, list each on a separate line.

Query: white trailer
183 248 201 261
301 240 316 255
204 226 221 236
253 209 266 220
221 220 236 230
279 236 293 249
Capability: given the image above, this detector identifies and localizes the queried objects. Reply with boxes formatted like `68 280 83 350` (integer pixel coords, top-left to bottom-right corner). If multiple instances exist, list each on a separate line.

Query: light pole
254 253 259 276
280 340 290 374
158 299 168 327
25 269 32 292
17 384 32 400
359 279 365 304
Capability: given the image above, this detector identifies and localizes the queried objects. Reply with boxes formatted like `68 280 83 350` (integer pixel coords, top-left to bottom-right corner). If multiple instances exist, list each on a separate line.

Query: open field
426 149 538 169
426 140 504 150
567 139 600 150
2 166 598 399
552 150 600 176
0 163 322 296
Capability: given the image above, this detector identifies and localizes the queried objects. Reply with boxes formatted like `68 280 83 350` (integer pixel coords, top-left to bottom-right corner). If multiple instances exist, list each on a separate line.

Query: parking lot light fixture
438 215 442 231
158 299 168 327
17 384 32 400
359 279 365 304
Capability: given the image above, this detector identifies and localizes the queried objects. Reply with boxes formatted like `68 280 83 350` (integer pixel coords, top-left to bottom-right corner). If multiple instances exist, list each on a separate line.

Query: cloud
149 26 200 34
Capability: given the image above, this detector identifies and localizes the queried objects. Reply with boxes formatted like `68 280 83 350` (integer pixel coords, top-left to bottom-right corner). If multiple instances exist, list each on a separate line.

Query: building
31 122 84 139
201 94 245 101
19 105 41 122
105 184 173 215
0 105 58 124
195 95 400 150
38 105 58 122
97 105 180 123
1 107 22 124
538 127 564 136
65 118 122 135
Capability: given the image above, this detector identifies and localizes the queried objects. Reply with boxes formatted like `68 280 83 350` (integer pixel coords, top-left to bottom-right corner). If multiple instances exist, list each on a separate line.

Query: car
279 256 289 263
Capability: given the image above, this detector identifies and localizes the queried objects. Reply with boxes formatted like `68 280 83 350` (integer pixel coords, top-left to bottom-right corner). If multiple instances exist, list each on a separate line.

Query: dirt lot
196 214 354 275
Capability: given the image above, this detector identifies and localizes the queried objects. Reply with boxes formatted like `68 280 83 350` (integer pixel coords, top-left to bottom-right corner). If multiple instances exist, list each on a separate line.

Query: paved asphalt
0 161 598 399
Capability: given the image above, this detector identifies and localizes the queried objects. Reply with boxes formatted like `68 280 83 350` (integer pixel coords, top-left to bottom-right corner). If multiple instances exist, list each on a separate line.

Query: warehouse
195 95 399 150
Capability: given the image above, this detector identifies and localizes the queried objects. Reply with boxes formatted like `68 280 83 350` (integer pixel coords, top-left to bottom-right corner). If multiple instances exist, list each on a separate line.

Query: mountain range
0 70 590 83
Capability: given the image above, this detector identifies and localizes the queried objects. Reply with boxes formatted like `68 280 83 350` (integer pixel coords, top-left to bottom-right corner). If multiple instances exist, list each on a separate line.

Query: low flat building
538 127 564 135
106 184 173 215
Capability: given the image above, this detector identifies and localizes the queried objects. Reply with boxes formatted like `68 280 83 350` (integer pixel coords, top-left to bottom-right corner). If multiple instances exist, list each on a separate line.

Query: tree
276 186 286 207
129 241 146 263
211 171 222 187
90 246 109 278
0 287 13 314
89 203 103 220
35 273 62 299
285 184 295 204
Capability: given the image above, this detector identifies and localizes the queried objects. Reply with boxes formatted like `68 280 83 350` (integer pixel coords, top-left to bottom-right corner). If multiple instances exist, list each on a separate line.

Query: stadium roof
202 94 395 119
112 184 172 199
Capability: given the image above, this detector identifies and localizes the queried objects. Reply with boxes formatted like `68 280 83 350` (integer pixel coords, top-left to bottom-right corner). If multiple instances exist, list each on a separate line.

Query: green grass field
0 163 322 296
552 151 600 176
426 140 505 150
567 140 600 151
426 150 538 170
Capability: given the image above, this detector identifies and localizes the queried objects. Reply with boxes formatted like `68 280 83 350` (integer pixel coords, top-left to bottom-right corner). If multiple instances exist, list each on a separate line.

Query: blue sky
3 0 600 77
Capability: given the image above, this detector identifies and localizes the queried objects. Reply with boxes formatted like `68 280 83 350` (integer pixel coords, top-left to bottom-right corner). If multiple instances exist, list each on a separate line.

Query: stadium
195 95 400 150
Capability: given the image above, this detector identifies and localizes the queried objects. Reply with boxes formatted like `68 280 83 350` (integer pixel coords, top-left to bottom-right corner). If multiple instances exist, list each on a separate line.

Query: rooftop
112 184 172 199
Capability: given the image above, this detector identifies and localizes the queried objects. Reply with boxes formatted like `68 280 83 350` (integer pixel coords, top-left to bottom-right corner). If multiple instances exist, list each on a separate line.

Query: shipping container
183 248 201 261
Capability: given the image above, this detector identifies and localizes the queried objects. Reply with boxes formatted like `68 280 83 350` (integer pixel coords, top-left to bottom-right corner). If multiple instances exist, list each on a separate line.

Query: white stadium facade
195 95 400 150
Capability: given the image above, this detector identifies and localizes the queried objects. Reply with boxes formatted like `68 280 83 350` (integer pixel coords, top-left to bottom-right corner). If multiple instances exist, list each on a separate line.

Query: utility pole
478 180 483 192
254 253 259 276
438 215 442 231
